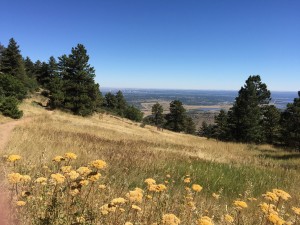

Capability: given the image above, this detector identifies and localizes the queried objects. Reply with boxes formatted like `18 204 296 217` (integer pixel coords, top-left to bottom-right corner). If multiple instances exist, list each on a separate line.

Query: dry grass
1 95 300 224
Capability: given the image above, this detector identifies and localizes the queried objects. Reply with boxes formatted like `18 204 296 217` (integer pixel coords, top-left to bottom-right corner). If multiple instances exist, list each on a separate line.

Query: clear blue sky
1 0 299 91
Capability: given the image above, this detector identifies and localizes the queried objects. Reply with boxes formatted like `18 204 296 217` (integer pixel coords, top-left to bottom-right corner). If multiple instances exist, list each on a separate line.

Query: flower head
197 216 214 225
233 200 248 210
224 214 234 223
162 214 181 225
126 188 143 203
64 152 77 160
90 160 107 169
7 155 21 162
7 173 22 184
51 173 65 184
52 156 65 162
145 178 156 186
272 189 291 201
192 184 202 192
16 201 26 206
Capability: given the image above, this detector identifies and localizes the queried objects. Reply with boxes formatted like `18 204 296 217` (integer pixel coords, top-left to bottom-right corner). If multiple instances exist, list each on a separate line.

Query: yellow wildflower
51 173 65 184
184 177 191 183
166 174 171 178
35 177 47 185
260 202 277 214
7 154 21 162
20 175 31 183
88 172 101 182
77 166 92 176
233 200 248 210
149 184 167 192
64 152 77 160
132 204 142 211
7 173 22 184
145 178 156 186
292 206 300 215
16 201 26 206
126 188 143 203
52 156 65 162
272 189 291 201
111 197 126 205
267 212 285 225
90 160 107 169
224 214 234 223
197 216 214 225
162 214 181 225
125 222 133 225
247 197 257 201
263 192 279 202
192 184 202 192
100 204 116 215
80 180 89 186
61 166 72 173
67 170 80 180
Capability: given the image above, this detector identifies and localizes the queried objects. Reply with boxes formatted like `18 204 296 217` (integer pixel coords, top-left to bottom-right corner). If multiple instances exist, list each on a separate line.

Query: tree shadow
259 153 300 160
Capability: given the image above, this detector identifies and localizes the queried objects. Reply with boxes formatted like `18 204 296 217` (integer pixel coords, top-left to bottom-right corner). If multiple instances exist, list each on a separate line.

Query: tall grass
1 98 300 224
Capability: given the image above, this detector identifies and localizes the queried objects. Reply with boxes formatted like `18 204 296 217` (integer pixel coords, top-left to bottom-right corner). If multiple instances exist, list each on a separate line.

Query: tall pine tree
227 75 271 143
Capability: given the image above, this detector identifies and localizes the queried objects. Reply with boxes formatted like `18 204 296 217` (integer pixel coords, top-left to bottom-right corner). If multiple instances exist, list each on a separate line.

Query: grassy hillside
1 95 300 224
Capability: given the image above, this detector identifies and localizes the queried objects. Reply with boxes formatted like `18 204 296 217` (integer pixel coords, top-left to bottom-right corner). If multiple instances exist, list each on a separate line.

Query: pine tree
124 105 143 122
104 92 117 109
280 91 300 150
0 38 26 81
151 102 164 128
59 44 101 116
227 75 271 143
262 105 281 144
165 100 187 132
115 90 127 116
185 116 196 134
24 57 36 78
214 109 230 141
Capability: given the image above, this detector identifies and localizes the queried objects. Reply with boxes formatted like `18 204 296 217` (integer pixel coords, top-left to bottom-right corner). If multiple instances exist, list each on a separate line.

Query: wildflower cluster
3 153 300 225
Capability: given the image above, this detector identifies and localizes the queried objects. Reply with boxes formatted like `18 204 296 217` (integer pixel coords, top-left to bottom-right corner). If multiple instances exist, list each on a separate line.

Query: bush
0 74 27 100
124 105 143 122
0 96 23 119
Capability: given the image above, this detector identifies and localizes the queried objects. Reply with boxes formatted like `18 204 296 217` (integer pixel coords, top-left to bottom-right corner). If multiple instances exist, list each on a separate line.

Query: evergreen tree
0 38 26 80
0 74 27 100
214 109 230 140
151 102 164 128
104 92 117 109
58 44 101 116
280 91 300 150
115 90 127 116
24 57 36 77
124 105 143 122
262 105 281 144
198 121 215 138
165 100 187 132
227 75 271 143
0 43 5 70
0 96 23 119
185 116 196 134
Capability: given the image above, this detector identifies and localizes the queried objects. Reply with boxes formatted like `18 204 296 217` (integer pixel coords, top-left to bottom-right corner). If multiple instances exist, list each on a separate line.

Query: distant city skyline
1 0 299 91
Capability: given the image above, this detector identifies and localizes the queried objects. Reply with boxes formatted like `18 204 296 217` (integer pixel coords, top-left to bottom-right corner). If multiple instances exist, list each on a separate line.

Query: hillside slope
1 96 300 224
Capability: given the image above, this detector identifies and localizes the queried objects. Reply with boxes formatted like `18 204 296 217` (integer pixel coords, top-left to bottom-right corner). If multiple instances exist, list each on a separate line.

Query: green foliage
0 96 23 119
0 74 27 100
227 75 271 143
185 116 196 134
198 121 215 138
0 38 26 80
165 100 187 132
213 109 229 140
124 105 143 122
115 90 127 116
280 92 300 150
262 105 281 144
151 102 164 127
48 44 102 116
104 92 117 110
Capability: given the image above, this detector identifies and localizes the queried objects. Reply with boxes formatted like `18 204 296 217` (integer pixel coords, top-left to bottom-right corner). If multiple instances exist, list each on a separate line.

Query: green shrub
0 96 23 119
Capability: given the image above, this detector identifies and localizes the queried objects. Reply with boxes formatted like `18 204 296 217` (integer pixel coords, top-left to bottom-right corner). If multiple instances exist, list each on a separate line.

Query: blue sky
1 0 299 91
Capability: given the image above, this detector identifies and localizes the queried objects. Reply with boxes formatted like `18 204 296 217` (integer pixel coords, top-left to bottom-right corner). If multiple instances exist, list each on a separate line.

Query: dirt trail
0 118 31 151
0 117 32 225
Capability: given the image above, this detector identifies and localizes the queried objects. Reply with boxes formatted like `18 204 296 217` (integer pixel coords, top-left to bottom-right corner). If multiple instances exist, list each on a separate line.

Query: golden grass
1 95 300 224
